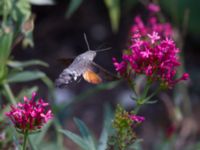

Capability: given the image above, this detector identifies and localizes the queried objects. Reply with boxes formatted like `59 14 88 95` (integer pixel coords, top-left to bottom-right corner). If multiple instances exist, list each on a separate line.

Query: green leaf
160 0 200 38
128 139 143 150
53 119 65 150
16 0 31 20
7 60 48 69
59 129 89 150
39 142 59 150
0 0 12 20
104 0 120 32
0 31 13 81
74 118 96 150
29 0 55 5
0 32 13 64
66 0 84 18
7 71 46 83
145 99 158 104
41 76 54 91
97 105 113 150
0 65 7 83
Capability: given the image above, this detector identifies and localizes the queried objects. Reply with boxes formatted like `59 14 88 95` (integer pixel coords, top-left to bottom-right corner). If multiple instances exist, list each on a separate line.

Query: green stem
127 78 138 98
3 82 16 104
141 81 151 99
134 87 161 114
22 130 29 150
144 87 161 102
54 119 65 150
134 100 142 114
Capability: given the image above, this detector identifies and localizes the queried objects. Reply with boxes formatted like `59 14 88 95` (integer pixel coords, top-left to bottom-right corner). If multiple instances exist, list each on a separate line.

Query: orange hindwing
83 69 102 84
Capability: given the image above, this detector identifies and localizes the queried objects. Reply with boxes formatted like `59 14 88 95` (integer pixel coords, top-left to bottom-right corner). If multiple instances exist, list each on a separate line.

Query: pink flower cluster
6 92 53 133
131 4 172 38
113 32 189 88
131 16 172 38
129 114 145 123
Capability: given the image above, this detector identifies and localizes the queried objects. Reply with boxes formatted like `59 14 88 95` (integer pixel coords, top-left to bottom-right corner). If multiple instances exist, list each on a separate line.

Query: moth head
82 50 96 61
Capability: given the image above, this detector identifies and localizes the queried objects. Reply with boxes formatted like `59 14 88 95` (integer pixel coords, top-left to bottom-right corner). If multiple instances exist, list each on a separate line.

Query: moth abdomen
55 69 79 87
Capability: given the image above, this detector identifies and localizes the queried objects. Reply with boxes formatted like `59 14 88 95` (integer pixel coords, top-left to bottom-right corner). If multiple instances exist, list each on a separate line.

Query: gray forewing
56 51 96 87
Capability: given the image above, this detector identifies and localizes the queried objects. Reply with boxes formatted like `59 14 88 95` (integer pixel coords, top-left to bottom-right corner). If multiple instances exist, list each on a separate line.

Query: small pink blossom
181 73 189 80
147 3 160 13
129 114 145 123
112 57 127 76
148 32 160 44
5 92 53 133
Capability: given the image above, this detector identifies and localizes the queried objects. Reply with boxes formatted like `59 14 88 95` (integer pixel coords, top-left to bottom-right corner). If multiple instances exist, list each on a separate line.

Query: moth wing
85 62 119 83
82 69 102 84
57 58 74 67
56 58 91 87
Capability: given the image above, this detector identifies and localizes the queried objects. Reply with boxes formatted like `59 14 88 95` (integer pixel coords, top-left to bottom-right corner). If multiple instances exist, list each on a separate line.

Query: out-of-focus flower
147 3 160 13
5 92 53 133
111 105 137 149
129 114 145 123
113 32 189 89
0 132 5 141
166 124 176 139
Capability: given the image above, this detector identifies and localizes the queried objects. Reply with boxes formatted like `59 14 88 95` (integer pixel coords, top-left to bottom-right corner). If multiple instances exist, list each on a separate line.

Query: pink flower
113 32 189 88
113 57 127 76
147 32 160 44
181 73 189 80
129 114 145 123
147 3 160 13
5 92 53 133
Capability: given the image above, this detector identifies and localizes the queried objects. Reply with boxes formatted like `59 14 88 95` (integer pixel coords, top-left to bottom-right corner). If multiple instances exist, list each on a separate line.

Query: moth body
56 50 96 87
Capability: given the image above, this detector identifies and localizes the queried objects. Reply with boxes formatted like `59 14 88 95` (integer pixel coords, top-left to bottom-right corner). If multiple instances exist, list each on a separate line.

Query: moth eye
68 73 73 78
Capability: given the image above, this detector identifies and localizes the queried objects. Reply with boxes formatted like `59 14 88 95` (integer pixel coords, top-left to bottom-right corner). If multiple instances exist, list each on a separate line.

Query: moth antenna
84 33 111 52
95 47 112 52
84 33 91 50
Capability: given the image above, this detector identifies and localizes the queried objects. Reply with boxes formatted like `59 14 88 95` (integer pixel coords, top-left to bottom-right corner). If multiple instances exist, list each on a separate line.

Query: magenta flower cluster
131 4 172 38
6 92 53 133
113 32 189 88
131 16 172 38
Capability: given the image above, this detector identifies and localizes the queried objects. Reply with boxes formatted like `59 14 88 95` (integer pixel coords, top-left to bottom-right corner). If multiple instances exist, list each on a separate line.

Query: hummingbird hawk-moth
55 34 118 87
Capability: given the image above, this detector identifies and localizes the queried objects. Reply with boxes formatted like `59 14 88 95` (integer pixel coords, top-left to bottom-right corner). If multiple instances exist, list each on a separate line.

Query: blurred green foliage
66 0 138 32
107 105 136 150
0 0 56 149
59 105 113 150
104 0 121 32
66 0 84 18
66 0 200 37
160 0 200 38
